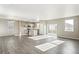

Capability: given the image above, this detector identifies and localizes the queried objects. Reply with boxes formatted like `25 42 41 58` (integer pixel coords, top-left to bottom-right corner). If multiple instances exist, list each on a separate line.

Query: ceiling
0 4 79 21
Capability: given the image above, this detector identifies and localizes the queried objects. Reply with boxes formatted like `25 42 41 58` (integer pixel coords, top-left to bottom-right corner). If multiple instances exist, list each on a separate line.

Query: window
48 24 57 34
65 19 74 32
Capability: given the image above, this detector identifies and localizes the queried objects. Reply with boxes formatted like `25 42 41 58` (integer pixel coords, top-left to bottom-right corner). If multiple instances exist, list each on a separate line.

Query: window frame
64 19 74 32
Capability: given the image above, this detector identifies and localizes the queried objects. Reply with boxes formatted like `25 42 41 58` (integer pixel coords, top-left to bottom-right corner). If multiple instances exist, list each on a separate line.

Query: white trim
0 35 14 37
59 36 79 40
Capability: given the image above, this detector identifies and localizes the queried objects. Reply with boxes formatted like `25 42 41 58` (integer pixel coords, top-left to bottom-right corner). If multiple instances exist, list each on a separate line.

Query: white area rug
35 40 64 52
35 43 57 52
51 40 64 45
28 34 57 40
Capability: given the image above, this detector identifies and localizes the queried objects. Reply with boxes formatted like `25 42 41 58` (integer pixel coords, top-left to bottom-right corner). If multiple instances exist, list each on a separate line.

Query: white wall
8 21 15 35
0 20 8 36
0 20 15 36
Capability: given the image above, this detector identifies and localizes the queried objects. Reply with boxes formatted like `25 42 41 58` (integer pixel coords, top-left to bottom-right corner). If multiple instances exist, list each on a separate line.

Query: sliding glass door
39 23 57 35
47 24 57 35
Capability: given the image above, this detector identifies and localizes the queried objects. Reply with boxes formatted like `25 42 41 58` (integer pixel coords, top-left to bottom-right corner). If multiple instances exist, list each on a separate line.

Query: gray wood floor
0 35 79 54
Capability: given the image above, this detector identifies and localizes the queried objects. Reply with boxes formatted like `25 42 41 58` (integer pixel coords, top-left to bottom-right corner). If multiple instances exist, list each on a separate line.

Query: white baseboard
0 35 14 37
58 36 79 40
